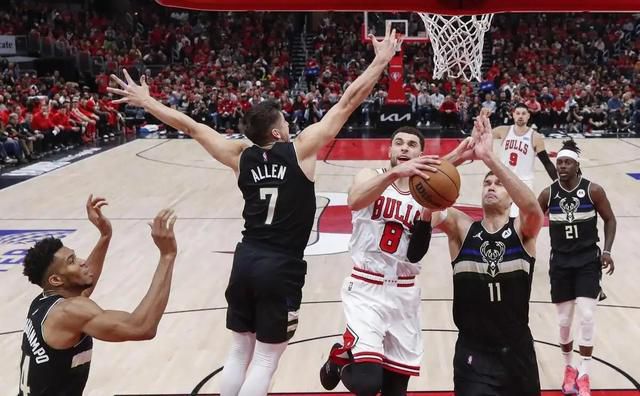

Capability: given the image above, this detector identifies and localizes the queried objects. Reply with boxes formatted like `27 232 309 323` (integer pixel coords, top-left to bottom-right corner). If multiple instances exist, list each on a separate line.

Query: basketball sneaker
319 343 342 390
562 365 579 394
577 374 591 396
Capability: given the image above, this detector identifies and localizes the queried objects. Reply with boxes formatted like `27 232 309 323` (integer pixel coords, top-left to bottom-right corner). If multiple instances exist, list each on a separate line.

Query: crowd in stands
1 1 639 152
0 60 124 168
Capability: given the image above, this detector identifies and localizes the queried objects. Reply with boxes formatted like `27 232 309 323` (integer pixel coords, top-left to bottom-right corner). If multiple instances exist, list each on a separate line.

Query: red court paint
319 139 464 161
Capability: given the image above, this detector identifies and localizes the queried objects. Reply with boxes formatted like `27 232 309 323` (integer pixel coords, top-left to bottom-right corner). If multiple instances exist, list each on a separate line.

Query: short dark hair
513 103 529 113
23 237 63 286
560 138 581 155
390 126 425 151
241 101 282 146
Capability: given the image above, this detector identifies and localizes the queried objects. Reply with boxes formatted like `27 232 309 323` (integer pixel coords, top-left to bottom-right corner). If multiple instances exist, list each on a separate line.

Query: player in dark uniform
108 28 400 396
538 140 616 396
18 196 178 396
426 114 544 395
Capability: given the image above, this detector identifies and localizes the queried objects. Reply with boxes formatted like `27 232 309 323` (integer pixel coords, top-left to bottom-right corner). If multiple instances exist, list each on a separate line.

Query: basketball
409 159 460 209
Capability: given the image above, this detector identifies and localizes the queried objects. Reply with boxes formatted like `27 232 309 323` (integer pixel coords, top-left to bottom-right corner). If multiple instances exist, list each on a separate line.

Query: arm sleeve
537 150 557 181
407 220 433 263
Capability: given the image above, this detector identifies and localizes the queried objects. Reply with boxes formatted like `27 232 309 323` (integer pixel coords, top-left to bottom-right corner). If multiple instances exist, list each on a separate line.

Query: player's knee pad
556 300 575 344
251 340 288 370
228 331 256 361
577 297 597 347
341 362 384 396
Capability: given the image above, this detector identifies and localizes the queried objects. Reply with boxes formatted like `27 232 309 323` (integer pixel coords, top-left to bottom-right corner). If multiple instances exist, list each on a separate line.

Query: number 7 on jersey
260 187 279 225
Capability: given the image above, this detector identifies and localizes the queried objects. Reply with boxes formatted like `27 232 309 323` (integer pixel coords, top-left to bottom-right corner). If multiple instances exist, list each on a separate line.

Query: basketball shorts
453 335 541 396
332 267 423 376
549 257 602 303
509 179 534 218
225 241 307 343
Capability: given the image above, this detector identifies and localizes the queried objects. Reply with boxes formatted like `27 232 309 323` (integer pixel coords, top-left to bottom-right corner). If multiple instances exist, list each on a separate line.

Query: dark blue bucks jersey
19 294 93 396
548 178 600 266
451 218 535 348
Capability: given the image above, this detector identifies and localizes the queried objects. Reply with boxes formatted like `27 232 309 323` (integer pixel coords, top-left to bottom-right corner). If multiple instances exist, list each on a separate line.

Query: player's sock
579 356 591 377
220 332 256 396
238 340 287 396
562 350 573 367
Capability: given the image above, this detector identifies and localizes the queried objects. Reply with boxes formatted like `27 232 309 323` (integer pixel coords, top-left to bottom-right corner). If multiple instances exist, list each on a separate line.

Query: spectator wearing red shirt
551 96 567 128
439 95 460 129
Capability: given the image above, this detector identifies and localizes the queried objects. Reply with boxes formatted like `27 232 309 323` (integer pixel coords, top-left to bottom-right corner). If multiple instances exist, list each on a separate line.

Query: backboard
363 12 429 43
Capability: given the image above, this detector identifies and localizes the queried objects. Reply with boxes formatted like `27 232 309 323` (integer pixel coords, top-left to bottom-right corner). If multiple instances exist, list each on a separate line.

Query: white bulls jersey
500 126 536 182
349 169 423 277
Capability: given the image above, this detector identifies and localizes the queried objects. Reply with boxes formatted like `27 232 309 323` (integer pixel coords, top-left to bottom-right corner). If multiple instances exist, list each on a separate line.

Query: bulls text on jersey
371 195 421 229
503 138 529 155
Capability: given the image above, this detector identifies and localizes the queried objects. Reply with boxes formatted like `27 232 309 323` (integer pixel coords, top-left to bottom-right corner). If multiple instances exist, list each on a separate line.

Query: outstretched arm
108 70 246 172
534 132 557 181
49 209 178 343
81 195 112 297
475 116 543 240
293 28 399 162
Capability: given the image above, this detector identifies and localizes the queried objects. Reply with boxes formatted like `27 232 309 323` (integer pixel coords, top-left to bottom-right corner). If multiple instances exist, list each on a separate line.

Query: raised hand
86 194 111 238
368 26 402 64
107 69 151 107
472 114 493 162
149 209 177 257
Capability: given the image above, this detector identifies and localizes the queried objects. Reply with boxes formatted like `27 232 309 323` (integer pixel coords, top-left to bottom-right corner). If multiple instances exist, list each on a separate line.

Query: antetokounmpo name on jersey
251 164 287 183
24 318 49 364
371 195 421 228
504 139 529 155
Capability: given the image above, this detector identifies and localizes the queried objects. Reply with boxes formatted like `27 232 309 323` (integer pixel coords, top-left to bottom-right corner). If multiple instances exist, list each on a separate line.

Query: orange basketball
409 159 461 210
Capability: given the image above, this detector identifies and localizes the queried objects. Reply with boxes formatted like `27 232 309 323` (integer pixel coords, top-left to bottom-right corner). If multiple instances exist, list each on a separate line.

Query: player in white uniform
319 127 474 395
486 104 557 216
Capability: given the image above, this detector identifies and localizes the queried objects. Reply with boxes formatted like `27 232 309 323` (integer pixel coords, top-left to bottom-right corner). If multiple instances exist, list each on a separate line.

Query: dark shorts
549 257 602 303
225 241 307 343
453 336 540 396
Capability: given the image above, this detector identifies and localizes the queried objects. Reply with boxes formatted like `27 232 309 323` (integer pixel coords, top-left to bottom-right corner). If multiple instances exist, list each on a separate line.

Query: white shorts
333 267 423 376
509 179 535 217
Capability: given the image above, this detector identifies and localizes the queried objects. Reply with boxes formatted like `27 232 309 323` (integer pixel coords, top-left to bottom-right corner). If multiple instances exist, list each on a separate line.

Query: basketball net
417 13 494 82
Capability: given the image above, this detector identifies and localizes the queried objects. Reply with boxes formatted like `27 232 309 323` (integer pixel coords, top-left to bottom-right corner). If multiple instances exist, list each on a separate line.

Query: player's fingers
86 194 93 207
413 169 431 180
122 68 134 84
110 98 129 105
416 164 439 173
94 201 108 210
168 214 177 233
107 87 128 97
110 74 127 88
140 75 148 87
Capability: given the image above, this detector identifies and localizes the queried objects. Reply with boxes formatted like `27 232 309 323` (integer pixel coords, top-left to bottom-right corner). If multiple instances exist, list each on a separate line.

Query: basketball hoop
417 12 494 82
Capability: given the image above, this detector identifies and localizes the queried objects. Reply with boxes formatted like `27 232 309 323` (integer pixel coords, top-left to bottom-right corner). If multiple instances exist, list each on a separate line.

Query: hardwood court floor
0 138 639 395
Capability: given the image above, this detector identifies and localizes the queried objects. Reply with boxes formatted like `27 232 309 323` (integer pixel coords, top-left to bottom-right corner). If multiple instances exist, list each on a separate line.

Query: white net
417 13 494 82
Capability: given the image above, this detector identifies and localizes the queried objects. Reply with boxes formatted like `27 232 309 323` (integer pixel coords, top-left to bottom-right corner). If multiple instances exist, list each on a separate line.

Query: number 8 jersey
349 169 423 277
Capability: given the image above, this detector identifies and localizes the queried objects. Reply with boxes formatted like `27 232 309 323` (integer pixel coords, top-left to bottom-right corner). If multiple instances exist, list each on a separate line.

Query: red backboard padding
156 0 638 14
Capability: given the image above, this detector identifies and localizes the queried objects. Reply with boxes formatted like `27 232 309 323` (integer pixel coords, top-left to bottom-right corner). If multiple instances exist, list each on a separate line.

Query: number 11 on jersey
488 282 502 302
260 187 279 225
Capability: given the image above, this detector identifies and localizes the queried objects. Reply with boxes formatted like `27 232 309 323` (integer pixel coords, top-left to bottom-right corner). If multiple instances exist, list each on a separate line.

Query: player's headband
557 150 579 162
